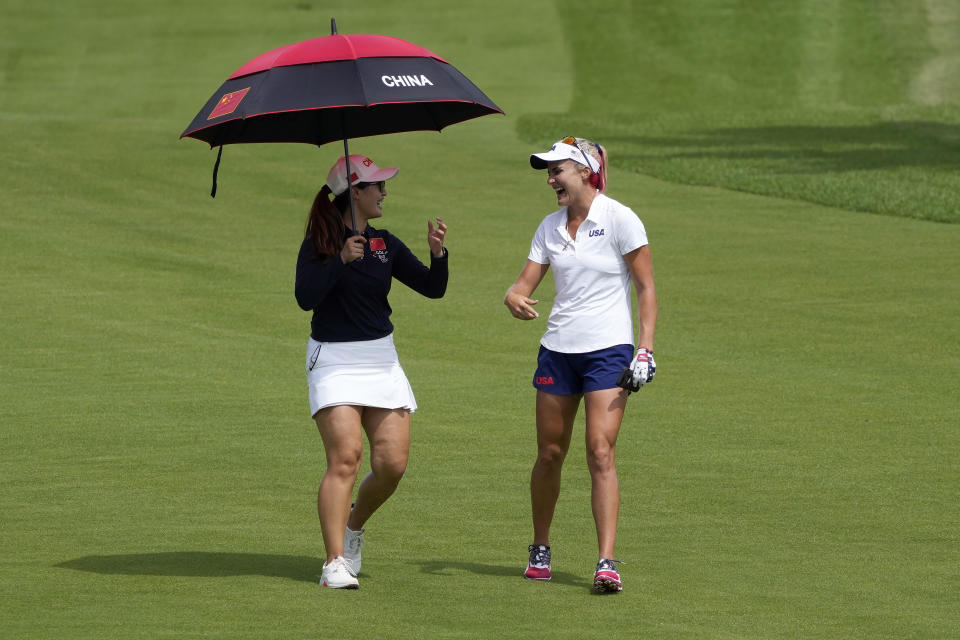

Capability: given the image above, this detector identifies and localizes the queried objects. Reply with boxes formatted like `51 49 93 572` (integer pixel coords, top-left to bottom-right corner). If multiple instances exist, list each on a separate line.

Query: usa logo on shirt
589 229 605 237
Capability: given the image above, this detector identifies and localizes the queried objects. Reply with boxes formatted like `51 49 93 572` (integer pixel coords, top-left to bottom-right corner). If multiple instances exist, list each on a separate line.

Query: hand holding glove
616 347 656 393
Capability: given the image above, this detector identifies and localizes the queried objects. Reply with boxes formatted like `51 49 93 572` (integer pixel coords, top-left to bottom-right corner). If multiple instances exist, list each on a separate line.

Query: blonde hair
572 137 607 192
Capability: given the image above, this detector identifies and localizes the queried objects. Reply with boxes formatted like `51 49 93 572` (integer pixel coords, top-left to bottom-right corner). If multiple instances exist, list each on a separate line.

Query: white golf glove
616 347 656 393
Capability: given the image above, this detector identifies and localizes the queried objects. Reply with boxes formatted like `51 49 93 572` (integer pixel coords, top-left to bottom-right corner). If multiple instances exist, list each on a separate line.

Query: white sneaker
343 526 364 576
321 556 359 589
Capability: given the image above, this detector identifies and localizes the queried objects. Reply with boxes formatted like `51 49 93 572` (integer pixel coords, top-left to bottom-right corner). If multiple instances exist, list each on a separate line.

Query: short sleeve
528 218 550 264
614 207 648 255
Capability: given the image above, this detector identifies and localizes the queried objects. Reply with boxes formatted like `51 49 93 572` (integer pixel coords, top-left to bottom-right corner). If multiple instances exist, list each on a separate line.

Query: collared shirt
528 193 648 353
295 226 448 342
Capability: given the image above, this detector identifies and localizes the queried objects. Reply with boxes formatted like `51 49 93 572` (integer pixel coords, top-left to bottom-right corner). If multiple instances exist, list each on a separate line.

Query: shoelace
528 544 550 565
597 558 624 572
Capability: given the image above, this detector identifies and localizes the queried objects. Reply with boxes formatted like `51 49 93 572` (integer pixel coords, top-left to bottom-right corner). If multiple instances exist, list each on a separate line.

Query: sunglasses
357 181 385 192
560 136 595 172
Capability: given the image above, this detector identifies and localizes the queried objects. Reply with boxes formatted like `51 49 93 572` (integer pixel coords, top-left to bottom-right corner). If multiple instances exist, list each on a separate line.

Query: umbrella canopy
181 30 503 148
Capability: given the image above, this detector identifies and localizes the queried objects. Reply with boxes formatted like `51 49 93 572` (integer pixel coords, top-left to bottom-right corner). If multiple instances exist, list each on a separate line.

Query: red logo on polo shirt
369 238 386 251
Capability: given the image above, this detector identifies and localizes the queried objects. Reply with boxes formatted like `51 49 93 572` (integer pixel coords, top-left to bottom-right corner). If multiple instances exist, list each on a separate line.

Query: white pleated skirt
305 333 417 417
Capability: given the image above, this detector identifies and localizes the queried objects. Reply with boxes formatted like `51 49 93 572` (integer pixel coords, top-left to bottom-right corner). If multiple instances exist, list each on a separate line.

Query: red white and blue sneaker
593 558 622 593
524 544 551 581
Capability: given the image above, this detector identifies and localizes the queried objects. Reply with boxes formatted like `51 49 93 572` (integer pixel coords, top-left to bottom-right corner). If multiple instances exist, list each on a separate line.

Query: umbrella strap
210 145 223 198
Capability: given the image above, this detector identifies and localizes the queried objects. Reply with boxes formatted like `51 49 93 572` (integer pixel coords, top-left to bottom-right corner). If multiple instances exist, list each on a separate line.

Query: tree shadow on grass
412 559 591 590
609 121 960 174
56 552 320 583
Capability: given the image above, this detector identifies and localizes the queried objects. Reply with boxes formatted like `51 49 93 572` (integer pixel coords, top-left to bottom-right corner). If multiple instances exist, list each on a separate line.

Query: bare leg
347 407 410 530
315 405 364 563
530 391 580 545
583 388 628 560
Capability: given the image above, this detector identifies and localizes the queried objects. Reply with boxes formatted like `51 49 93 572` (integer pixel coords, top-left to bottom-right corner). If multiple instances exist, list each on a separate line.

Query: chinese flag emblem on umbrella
182 19 503 204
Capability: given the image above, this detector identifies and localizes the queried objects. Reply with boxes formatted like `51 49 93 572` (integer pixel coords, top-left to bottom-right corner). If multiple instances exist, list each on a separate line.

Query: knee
586 443 616 475
536 443 568 469
372 453 407 486
326 446 363 477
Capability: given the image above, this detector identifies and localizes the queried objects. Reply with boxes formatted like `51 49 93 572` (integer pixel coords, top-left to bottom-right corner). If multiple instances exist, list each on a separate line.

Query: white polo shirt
528 193 648 353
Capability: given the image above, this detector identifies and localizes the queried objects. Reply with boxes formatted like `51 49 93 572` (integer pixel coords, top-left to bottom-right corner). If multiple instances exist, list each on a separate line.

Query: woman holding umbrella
504 137 658 593
296 154 449 589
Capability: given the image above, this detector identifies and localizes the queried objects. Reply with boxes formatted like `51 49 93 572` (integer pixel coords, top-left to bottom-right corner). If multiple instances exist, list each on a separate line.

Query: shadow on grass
57 553 600 591
412 559 591 590
609 121 960 174
56 552 320 583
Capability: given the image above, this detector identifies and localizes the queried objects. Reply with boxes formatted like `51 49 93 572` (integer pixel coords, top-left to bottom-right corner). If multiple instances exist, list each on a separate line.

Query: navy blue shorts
533 344 633 395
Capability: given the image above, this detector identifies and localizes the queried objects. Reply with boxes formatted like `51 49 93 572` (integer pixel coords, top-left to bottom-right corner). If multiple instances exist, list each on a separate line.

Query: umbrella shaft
342 136 358 233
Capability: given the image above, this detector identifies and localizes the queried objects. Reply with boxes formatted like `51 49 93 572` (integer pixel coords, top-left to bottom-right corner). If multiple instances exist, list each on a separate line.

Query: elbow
294 284 315 311
430 274 448 299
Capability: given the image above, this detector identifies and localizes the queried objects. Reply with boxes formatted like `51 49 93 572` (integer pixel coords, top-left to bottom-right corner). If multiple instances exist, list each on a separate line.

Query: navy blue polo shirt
295 226 448 342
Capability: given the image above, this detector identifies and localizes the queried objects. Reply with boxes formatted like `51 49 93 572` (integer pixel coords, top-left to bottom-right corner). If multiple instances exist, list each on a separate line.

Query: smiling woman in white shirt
504 136 658 594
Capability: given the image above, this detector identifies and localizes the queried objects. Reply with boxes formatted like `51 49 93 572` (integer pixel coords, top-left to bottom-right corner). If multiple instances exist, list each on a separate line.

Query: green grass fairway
2 1 958 638
519 0 960 223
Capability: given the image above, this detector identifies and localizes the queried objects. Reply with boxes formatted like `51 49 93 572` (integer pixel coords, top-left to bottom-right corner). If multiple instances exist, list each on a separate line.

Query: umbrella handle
210 145 223 198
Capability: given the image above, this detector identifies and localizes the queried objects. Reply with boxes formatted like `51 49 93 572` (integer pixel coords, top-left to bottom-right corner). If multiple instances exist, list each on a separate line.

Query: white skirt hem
305 334 417 417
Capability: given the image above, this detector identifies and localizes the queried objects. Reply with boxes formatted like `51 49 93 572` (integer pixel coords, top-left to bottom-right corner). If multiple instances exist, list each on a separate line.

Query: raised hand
428 217 447 258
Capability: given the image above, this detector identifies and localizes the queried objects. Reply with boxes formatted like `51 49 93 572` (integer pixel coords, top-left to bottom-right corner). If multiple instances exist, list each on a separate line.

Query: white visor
530 140 600 173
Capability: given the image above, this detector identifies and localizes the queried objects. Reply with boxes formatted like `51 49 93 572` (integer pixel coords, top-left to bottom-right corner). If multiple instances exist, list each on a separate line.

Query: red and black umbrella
181 19 503 210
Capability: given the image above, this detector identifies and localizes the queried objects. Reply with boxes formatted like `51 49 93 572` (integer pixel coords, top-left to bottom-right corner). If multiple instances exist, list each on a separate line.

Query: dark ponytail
305 185 347 258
